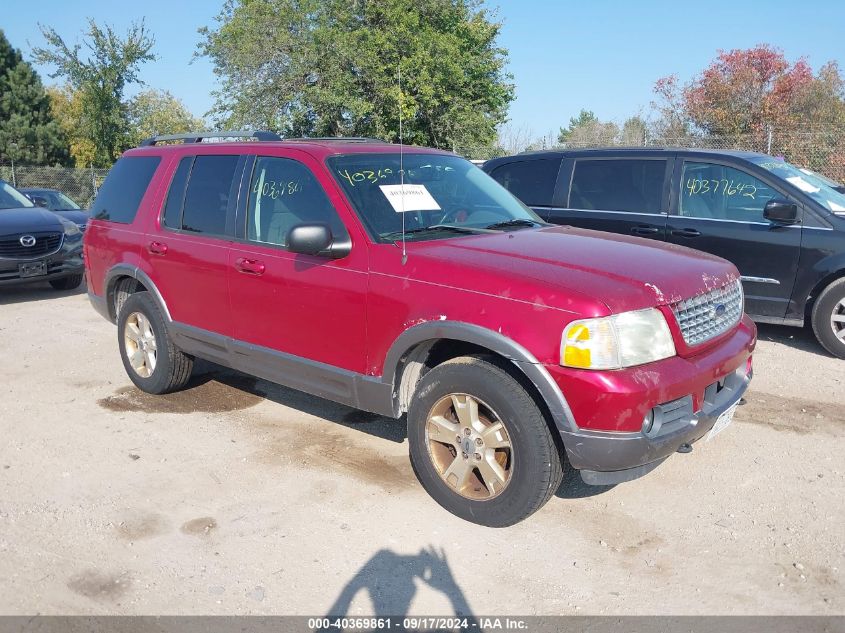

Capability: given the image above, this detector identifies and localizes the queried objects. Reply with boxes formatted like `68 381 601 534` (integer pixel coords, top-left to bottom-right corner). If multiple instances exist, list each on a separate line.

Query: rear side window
489 159 560 207
91 156 161 223
569 159 666 213
180 155 240 235
162 157 193 229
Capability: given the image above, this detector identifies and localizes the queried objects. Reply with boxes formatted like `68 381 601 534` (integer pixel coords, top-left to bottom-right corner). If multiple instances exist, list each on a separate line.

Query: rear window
569 159 666 213
91 156 161 223
489 159 560 207
180 155 240 235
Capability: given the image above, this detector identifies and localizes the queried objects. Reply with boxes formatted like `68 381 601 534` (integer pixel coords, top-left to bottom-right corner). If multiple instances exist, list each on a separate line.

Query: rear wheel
811 278 845 359
49 273 83 290
407 355 563 527
117 291 193 394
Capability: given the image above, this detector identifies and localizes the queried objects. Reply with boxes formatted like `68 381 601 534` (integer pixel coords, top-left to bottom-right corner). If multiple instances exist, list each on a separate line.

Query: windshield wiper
382 224 481 240
484 218 543 230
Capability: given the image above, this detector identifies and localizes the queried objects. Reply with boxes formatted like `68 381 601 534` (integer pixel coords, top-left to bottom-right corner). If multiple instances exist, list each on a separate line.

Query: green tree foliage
198 0 514 150
0 30 69 166
126 89 205 146
32 19 155 167
557 109 598 143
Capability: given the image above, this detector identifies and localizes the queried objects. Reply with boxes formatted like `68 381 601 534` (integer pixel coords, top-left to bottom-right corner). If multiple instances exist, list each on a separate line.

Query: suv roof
508 147 768 160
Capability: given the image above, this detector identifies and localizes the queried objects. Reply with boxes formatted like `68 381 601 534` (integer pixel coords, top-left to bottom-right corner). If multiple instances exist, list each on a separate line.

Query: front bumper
0 251 83 286
548 317 756 484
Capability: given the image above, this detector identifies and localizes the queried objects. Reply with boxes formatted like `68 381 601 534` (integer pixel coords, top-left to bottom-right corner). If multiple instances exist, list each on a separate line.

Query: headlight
561 308 676 369
60 218 81 236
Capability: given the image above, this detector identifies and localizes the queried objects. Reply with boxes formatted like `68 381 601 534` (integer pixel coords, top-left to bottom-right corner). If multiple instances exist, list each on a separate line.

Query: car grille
0 232 63 259
671 279 744 346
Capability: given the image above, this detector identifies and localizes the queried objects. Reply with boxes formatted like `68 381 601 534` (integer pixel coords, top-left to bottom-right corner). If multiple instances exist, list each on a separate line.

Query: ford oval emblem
713 303 727 318
19 235 36 247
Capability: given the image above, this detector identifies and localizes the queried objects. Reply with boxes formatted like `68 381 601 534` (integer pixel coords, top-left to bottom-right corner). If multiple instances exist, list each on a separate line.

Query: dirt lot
0 283 842 616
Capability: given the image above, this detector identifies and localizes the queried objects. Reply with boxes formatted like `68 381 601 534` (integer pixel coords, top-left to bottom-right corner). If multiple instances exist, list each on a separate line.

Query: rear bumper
547 317 756 484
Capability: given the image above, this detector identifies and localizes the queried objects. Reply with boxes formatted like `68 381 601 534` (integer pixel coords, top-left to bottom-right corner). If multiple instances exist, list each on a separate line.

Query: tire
117 291 193 394
811 278 845 359
407 355 563 527
49 273 83 291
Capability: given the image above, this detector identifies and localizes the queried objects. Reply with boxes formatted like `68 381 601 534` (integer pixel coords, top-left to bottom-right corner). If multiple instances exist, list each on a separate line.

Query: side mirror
287 224 351 259
763 199 799 225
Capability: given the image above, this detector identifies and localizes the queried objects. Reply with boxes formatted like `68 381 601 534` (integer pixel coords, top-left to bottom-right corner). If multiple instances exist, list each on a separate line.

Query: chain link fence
456 129 845 183
0 163 111 208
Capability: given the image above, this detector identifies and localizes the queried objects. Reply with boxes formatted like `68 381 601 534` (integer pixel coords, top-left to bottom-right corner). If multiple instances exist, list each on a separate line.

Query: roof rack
286 137 387 144
139 130 281 146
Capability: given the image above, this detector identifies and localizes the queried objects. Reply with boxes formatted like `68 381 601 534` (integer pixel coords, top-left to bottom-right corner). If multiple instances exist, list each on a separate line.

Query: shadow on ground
755 322 832 357
321 547 477 623
0 281 85 306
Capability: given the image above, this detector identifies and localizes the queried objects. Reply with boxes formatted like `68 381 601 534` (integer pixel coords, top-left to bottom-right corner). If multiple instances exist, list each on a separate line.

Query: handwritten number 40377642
686 178 757 199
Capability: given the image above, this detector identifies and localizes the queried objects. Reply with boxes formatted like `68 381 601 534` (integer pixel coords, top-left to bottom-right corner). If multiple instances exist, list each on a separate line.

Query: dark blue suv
484 148 845 359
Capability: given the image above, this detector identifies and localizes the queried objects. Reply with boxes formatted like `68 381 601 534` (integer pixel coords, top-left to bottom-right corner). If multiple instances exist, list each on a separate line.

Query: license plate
19 261 47 278
706 403 737 442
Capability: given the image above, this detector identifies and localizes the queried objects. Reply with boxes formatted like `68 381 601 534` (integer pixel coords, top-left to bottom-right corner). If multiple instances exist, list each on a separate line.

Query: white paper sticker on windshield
785 176 820 194
379 184 441 212
828 200 845 212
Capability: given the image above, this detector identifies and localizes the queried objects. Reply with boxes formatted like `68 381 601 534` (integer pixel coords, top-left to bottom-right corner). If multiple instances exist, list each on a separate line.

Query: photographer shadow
322 547 477 627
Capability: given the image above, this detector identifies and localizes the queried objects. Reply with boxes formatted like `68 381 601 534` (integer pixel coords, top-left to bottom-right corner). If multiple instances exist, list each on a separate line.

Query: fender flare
381 321 578 433
103 264 172 323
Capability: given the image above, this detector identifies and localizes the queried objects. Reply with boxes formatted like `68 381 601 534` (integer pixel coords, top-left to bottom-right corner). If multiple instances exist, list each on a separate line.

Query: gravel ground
0 283 842 616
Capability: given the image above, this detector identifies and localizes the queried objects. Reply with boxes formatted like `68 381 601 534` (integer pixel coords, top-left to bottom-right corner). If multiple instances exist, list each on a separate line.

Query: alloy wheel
425 393 514 500
124 311 158 378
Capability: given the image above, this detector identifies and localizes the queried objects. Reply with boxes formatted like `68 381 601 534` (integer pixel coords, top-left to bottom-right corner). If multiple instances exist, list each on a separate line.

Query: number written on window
253 179 302 199
685 178 757 199
337 168 393 187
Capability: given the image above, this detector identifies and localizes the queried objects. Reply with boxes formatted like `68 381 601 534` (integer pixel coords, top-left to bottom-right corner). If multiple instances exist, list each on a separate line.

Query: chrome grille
671 280 743 346
0 232 63 259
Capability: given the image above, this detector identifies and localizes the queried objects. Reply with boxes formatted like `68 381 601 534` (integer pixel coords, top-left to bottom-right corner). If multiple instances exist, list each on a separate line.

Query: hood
403 226 739 314
52 209 89 225
0 207 65 236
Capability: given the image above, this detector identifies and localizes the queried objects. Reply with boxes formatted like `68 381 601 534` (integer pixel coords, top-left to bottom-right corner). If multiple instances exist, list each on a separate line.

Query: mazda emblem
19 235 36 247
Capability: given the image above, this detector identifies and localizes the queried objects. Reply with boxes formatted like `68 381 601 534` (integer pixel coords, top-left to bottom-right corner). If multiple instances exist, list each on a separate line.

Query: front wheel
407 355 563 527
49 273 83 290
811 278 845 359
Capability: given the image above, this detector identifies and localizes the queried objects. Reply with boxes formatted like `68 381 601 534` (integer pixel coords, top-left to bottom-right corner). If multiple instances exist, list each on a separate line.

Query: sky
3 0 844 138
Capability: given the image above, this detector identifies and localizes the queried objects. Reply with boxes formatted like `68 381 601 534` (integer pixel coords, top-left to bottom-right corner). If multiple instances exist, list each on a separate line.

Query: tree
652 45 845 138
557 109 597 144
198 0 514 150
620 115 647 145
126 89 205 146
32 19 155 166
0 30 68 166
46 84 96 167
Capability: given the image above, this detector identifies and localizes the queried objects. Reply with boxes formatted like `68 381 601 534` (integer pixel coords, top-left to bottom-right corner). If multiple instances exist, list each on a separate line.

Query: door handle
630 225 660 235
670 228 701 238
148 241 168 255
235 257 266 276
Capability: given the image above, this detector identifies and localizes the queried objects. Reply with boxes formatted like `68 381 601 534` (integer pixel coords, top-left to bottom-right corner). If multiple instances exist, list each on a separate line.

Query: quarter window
181 155 240 235
246 157 346 248
680 162 777 222
569 159 666 213
490 159 560 207
91 156 161 223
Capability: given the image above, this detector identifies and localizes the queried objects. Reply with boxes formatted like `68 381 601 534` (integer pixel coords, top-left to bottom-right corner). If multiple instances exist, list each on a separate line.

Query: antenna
398 63 407 266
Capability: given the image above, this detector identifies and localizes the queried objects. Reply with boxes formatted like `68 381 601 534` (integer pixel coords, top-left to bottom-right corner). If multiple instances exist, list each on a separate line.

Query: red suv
84 132 756 527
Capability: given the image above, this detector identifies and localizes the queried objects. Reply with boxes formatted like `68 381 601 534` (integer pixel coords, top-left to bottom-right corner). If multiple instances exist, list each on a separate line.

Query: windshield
327 153 542 241
31 190 82 210
0 181 35 209
749 157 845 214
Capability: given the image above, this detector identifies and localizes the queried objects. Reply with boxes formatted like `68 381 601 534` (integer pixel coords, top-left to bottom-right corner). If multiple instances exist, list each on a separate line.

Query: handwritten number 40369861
686 178 757 199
